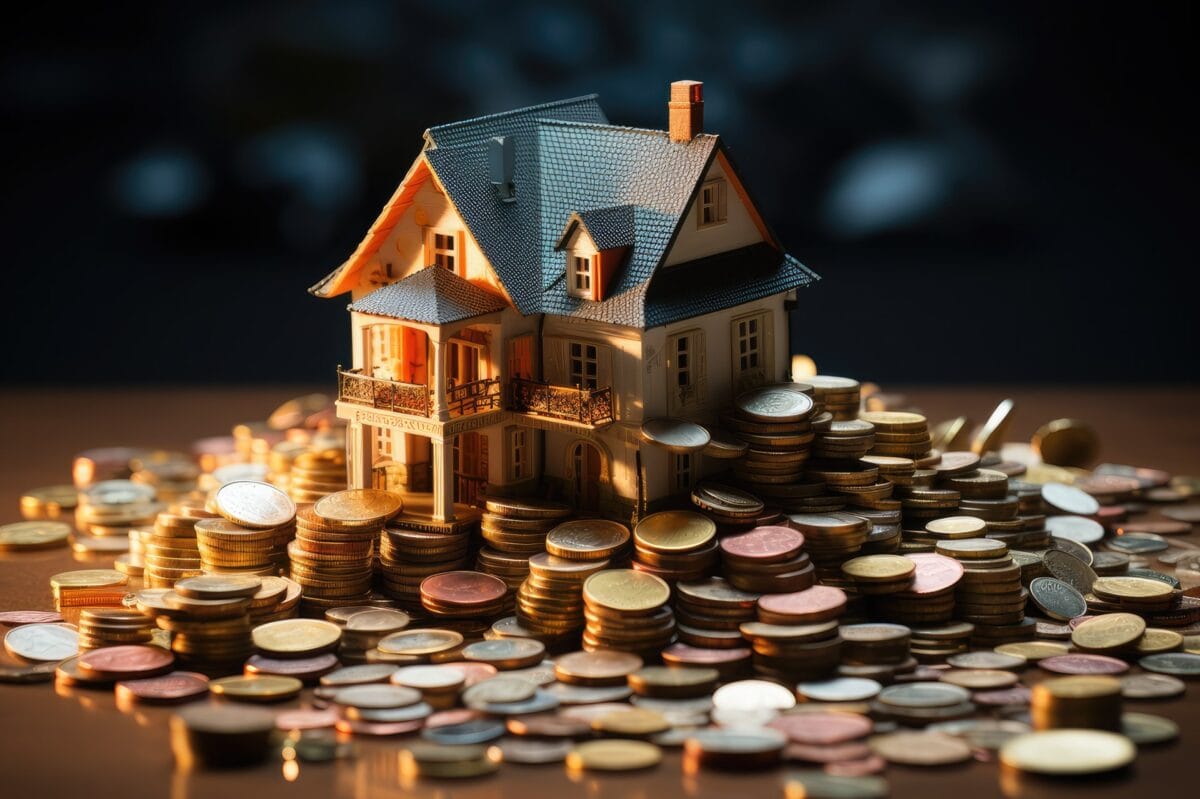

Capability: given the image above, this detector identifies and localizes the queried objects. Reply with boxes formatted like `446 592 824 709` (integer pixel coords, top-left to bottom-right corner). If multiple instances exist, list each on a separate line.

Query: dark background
2 1 1196 386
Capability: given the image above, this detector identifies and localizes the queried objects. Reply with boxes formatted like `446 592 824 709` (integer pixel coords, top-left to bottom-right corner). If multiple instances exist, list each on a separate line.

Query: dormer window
697 178 727 228
569 255 593 298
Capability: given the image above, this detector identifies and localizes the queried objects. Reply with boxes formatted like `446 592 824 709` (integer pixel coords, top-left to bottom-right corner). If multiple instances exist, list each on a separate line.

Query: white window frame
568 340 598 390
735 313 764 373
509 427 530 481
430 230 458 272
697 178 727 228
569 254 592 298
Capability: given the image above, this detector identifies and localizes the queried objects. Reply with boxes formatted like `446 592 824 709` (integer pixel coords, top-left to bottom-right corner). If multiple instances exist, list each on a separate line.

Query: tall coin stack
143 500 214 588
690 482 766 534
806 375 862 420
380 527 470 607
290 489 401 615
288 449 348 504
477 498 572 597
723 384 816 499
859 411 931 459
195 518 292 578
949 538 1033 646
786 512 870 584
908 621 975 662
151 579 257 676
76 608 155 651
740 616 842 682
632 510 718 583
76 479 163 543
582 569 674 658
868 552 963 626
516 551 611 640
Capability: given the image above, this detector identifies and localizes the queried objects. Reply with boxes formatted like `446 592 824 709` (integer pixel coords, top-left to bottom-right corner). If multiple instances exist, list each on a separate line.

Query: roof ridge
537 118 719 140
425 94 601 140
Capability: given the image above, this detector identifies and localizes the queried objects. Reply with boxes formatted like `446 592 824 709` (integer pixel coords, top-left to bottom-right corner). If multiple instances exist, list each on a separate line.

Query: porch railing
509 377 615 427
446 376 503 416
338 367 432 417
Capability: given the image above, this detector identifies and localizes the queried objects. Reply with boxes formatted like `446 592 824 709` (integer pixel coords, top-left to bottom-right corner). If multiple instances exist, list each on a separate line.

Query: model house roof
347 266 507 324
313 91 819 328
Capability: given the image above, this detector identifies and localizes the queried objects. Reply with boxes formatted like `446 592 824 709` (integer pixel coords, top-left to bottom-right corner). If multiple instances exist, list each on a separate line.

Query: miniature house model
310 81 818 525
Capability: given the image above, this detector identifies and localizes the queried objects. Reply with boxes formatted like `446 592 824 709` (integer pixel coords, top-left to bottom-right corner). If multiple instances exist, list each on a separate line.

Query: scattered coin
4 623 79 661
566 739 663 771
209 675 303 702
1121 712 1180 745
999 729 1136 775
0 521 72 551
797 677 882 703
1042 483 1101 516
1119 673 1186 700
712 679 797 711
1029 577 1087 621
869 731 972 765
1138 652 1200 677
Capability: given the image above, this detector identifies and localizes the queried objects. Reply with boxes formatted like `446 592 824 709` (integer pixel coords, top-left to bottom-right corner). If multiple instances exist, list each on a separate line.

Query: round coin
566 739 662 771
583 570 670 612
213 481 296 528
378 629 464 657
999 729 1135 775
4 623 78 661
1029 577 1087 621
545 519 630 560
634 511 716 553
252 619 342 656
712 679 796 711
78 645 174 679
869 731 972 766
797 677 881 703
1041 483 1100 516
115 671 209 704
209 675 303 702
735 385 815 423
640 418 711 452
1045 515 1105 545
1138 652 1200 677
1119 673 1186 700
0 521 72 551
1071 613 1146 653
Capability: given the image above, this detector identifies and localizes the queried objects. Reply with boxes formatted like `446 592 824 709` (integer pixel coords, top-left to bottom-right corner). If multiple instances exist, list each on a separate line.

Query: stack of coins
380 527 471 606
481 498 572 560
334 608 412 664
1030 675 1122 731
76 480 163 541
868 553 963 626
421 571 508 619
143 500 215 588
195 519 291 578
288 449 348 504
853 509 904 554
719 525 812 593
892 479 961 530
812 420 876 461
757 584 846 625
20 485 78 521
838 622 914 680
149 581 256 676
908 621 974 662
723 384 816 493
582 569 674 657
673 578 760 651
131 456 201 503
806 375 861 420
740 617 842 681
950 540 1031 645
51 569 130 617
632 511 718 583
787 513 870 580
859 412 931 459
690 482 766 533
1090 576 1178 616
76 608 155 651
170 705 275 769
247 575 300 625
516 552 610 639
841 554 916 595
291 488 399 613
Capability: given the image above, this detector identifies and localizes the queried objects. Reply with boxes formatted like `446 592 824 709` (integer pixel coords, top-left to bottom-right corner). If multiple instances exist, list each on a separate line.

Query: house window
675 334 691 389
697 179 727 228
569 341 598 389
374 426 394 460
672 453 693 492
509 428 530 480
569 255 592 298
735 314 763 372
431 231 457 271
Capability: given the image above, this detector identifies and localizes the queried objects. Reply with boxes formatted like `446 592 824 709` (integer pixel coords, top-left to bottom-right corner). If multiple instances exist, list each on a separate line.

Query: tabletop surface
0 384 1197 799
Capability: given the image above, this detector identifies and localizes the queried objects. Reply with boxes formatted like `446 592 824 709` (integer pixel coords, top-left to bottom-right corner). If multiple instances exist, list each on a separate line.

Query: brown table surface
1 385 1197 799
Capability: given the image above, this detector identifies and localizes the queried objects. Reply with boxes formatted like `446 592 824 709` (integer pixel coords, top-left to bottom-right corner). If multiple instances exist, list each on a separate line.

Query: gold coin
1071 613 1146 652
214 481 296 529
999 729 1135 775
858 411 927 431
545 520 630 560
1136 629 1184 655
49 569 128 590
0 521 72 551
582 570 670 613
251 619 342 655
314 489 402 526
209 675 303 702
971 399 1015 456
378 629 464 656
566 739 663 771
591 707 671 736
1031 419 1099 469
1032 675 1120 703
841 555 915 582
1091 576 1173 601
995 641 1069 662
20 485 78 509
925 516 988 538
633 511 716 553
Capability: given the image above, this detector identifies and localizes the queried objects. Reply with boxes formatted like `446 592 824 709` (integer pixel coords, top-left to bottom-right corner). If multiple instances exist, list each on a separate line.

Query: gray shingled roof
555 205 636 251
348 266 507 324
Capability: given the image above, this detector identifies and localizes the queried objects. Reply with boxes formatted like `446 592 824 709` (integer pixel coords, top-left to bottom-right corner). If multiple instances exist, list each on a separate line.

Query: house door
569 441 602 513
452 432 488 506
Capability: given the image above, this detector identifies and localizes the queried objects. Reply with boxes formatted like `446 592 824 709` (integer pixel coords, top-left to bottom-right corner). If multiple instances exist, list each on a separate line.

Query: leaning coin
1042 549 1098 595
213 481 296 529
1029 577 1087 621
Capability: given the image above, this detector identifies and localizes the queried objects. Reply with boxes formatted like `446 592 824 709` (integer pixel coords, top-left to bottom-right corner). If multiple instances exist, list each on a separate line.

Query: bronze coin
720 526 804 563
420 571 507 607
115 671 209 704
507 713 593 738
769 712 873 745
78 645 175 680
0 611 65 627
661 643 752 668
244 652 340 680
1039 654 1129 675
756 585 847 623
555 650 644 685
899 553 964 595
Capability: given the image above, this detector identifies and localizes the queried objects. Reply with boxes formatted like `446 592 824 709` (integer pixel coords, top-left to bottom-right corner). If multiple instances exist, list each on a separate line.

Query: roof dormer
555 206 634 302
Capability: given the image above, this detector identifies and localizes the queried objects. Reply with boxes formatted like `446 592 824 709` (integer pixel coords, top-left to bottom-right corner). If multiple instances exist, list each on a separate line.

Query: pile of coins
51 568 130 617
689 482 766 533
741 616 841 682
288 449 348 504
632 511 717 582
719 524 811 592
582 569 674 657
516 551 609 639
75 480 162 539
909 620 974 662
949 538 1031 644
195 518 291 578
672 577 759 655
860 411 931 459
142 500 213 589
839 622 915 680
481 497 571 559
722 384 816 494
380 526 470 606
146 576 258 676
788 512 869 579
77 608 155 650
807 375 862 420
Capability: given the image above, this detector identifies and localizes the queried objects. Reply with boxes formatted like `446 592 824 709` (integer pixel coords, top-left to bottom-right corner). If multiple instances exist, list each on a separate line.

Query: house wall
662 155 765 267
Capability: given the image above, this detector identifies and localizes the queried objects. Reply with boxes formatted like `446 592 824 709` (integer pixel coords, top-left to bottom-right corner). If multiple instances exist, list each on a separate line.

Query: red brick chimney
669 80 703 143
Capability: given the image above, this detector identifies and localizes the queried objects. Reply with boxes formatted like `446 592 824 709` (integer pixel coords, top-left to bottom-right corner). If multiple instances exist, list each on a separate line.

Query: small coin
946 651 1026 671
0 521 72 551
462 639 546 670
971 399 1014 455
592 707 671 736
797 677 881 703
566 739 663 771
4 623 79 661
1046 515 1105 545
869 731 972 766
841 555 915 583
1071 613 1146 652
712 679 796 711
783 772 889 799
78 645 174 679
555 650 644 685
0 611 65 627
174 574 262 600
1138 652 1200 677
1092 576 1173 601
209 675 303 702
940 669 1019 690
995 641 1069 662
1029 577 1087 621
214 481 296 529
253 619 342 656
999 729 1135 775
877 682 970 709
320 664 400 686
1120 673 1186 700
1032 419 1099 468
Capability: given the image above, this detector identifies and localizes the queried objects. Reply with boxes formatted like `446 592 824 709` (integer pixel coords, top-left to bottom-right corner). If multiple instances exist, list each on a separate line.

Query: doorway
453 431 488 506
568 441 602 513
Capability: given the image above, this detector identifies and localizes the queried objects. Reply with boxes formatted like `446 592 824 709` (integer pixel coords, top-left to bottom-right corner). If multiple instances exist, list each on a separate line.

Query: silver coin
496 736 573 764
877 682 970 709
640 418 712 452
1042 549 1098 595
343 701 433 723
797 677 882 702
1121 712 1180 745
462 676 538 706
1046 515 1104 545
1138 653 1200 677
545 682 633 705
735 385 815 423
1041 484 1100 516
1029 577 1088 621
1049 536 1095 565
1107 533 1169 555
333 683 422 709
421 718 506 745
1120 673 1186 700
320 664 399 686
3 623 78 661
476 689 560 715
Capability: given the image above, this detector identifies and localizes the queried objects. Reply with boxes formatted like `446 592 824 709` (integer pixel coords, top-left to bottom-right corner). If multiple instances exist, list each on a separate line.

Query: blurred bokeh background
2 0 1195 385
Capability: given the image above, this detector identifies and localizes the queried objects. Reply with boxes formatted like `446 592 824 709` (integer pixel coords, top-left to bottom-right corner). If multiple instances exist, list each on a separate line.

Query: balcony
446 377 502 416
339 368 431 416
509 377 615 428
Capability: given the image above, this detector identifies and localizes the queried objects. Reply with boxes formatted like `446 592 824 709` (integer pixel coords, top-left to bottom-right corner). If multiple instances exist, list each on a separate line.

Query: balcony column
430 436 455 522
347 420 372 490
430 330 450 421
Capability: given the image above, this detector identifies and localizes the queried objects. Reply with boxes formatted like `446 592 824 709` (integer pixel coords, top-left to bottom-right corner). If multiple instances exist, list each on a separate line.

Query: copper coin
662 643 752 667
769 712 873 745
245 652 340 680
934 451 981 475
555 650 643 685
507 713 593 738
436 661 499 686
1039 654 1130 675
275 708 340 730
720 526 804 563
334 718 424 736
784 742 872 764
824 754 888 777
78 645 175 679
0 611 64 627
420 571 507 606
115 671 209 704
757 586 847 623
972 685 1032 707
900 553 964 595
